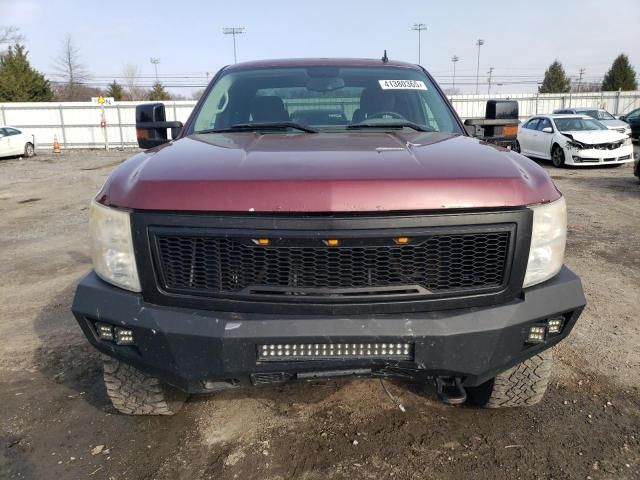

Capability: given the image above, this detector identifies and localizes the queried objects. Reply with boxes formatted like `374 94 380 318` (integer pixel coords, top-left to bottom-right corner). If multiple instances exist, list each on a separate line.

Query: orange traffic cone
53 134 61 154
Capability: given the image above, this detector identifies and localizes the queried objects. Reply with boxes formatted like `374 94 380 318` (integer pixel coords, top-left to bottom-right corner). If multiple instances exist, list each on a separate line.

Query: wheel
24 142 35 158
466 350 553 408
102 357 187 415
551 144 565 168
512 140 521 153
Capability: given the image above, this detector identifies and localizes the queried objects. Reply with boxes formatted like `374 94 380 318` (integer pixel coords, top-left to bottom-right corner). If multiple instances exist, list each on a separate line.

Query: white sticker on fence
378 80 427 90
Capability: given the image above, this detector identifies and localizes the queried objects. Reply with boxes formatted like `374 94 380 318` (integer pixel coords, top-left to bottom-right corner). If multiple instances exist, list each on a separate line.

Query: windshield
189 66 461 134
554 117 607 132
582 110 615 121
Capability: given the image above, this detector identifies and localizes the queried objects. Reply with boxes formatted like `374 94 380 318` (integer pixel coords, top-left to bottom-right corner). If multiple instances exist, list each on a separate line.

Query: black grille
153 230 511 299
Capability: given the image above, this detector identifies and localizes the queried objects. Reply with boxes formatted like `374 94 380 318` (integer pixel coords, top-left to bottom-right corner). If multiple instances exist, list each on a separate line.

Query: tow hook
435 377 467 405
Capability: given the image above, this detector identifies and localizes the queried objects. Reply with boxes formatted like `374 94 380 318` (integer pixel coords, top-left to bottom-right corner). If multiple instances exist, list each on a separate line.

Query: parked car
0 126 35 158
72 58 585 415
553 107 631 136
516 114 633 167
619 107 640 141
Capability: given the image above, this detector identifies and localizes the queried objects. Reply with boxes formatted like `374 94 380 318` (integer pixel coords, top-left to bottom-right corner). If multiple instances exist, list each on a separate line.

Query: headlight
624 137 632 146
89 200 141 292
523 196 567 288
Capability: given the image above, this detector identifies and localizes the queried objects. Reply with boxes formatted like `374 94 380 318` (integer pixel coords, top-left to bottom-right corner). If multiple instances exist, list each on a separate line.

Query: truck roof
224 58 421 72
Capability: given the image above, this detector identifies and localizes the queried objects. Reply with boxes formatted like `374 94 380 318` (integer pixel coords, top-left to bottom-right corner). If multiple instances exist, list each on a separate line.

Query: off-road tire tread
483 350 553 408
102 357 186 415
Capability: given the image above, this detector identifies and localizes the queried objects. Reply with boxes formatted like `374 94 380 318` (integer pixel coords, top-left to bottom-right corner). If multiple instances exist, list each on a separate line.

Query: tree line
539 56 637 94
0 27 193 102
1 25 638 102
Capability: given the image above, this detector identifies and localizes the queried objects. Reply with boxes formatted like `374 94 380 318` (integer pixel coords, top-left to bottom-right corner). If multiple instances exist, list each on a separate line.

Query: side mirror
136 103 184 149
619 115 626 122
542 127 553 133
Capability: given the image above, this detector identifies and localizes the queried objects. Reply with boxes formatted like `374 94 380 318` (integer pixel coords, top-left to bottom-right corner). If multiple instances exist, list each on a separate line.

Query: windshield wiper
197 122 318 134
347 121 433 132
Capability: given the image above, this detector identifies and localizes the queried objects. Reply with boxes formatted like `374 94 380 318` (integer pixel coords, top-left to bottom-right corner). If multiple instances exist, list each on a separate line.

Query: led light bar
257 343 413 361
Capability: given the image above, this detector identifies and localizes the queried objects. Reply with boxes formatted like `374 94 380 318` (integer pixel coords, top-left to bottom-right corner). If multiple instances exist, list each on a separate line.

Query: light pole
487 67 494 95
150 57 160 82
222 27 245 63
451 55 459 91
475 39 484 95
411 23 428 65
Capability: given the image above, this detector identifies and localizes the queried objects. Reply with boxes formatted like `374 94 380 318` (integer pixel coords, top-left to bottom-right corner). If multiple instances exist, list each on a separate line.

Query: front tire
103 357 188 415
24 142 35 158
551 144 565 168
512 140 521 153
467 350 553 408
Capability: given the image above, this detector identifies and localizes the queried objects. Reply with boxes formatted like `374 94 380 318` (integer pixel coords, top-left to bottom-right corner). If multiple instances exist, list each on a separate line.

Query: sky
2 0 639 95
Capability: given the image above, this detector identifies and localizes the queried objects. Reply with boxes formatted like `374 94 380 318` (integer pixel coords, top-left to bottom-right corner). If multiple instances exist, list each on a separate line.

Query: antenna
381 50 389 63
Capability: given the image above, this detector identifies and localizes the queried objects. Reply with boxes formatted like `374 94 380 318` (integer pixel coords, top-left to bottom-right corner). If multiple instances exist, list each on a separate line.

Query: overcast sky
2 0 639 95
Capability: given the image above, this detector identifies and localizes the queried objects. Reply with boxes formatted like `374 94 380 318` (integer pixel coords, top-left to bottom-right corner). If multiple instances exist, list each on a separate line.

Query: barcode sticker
378 80 427 90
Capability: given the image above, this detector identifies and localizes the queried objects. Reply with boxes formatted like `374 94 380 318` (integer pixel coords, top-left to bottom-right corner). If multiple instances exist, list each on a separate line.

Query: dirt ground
1 149 639 480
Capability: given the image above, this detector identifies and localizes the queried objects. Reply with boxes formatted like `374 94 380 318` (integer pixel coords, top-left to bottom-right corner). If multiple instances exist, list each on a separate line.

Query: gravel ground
1 149 639 480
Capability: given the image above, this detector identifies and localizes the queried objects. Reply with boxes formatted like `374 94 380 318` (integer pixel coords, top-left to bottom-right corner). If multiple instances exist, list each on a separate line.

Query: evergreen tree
147 81 171 101
105 80 125 101
602 54 637 91
0 44 54 101
539 60 571 94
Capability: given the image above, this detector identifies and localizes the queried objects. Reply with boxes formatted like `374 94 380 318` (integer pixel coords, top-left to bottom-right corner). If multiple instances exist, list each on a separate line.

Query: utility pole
150 58 160 82
451 55 459 91
222 27 245 63
411 23 428 65
475 39 484 95
577 68 586 93
487 67 494 95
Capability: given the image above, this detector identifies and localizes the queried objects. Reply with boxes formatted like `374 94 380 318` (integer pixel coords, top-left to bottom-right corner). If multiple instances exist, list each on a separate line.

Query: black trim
131 209 532 315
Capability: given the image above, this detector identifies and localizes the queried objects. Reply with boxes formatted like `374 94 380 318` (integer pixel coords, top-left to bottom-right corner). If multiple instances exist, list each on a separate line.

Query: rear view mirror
136 103 183 149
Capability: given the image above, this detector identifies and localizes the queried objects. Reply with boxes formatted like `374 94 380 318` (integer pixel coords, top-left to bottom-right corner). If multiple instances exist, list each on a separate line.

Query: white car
0 126 36 159
515 114 633 167
553 107 631 136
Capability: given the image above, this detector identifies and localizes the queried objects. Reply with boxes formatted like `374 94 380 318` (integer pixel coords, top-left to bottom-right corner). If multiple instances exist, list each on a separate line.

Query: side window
524 118 540 130
5 128 21 136
627 109 640 120
555 110 568 114
0 128 6 137
536 118 552 132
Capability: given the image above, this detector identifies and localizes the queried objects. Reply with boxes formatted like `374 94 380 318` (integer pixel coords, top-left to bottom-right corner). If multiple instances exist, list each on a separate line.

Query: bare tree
122 63 147 100
53 34 90 100
0 26 24 52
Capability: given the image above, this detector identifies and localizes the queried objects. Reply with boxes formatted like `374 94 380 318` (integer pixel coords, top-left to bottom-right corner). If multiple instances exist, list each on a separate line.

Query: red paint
99 131 560 212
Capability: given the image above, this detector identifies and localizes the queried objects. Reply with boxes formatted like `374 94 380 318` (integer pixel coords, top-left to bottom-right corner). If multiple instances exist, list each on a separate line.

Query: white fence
1 91 639 149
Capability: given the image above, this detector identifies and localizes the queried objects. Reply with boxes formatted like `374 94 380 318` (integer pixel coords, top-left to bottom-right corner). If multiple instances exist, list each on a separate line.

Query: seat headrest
251 96 288 122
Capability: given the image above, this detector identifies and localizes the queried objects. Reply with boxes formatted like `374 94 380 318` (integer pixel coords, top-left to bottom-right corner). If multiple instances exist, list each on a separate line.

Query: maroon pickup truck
72 58 585 415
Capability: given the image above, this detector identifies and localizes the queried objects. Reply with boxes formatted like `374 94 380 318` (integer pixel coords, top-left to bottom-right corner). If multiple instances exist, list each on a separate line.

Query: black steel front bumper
72 267 585 393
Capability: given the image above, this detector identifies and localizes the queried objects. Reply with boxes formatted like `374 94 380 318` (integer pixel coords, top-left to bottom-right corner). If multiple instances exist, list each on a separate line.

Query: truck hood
560 129 627 145
100 132 560 212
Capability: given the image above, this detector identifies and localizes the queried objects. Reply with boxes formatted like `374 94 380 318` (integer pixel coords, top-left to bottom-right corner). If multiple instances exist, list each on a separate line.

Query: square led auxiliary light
257 343 413 361
547 316 564 335
527 325 546 344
